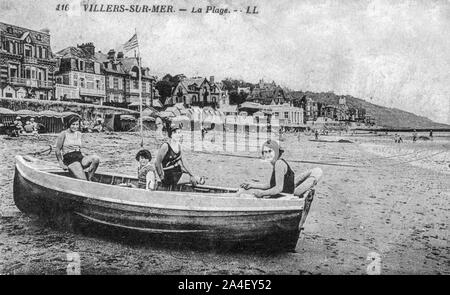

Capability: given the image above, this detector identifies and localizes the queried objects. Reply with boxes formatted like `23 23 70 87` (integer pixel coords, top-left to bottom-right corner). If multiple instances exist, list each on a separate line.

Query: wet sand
1 131 449 274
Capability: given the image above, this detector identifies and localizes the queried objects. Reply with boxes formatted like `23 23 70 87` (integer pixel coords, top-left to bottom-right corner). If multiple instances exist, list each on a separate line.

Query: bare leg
294 168 323 196
81 154 100 181
68 162 87 180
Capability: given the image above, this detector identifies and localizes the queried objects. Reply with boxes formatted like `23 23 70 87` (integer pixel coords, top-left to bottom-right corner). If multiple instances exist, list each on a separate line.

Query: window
133 80 139 89
284 112 289 119
73 73 78 87
118 78 122 90
142 82 146 93
96 80 100 90
9 65 18 78
38 47 43 58
25 45 32 57
113 77 118 89
43 48 47 58
94 63 100 74
79 60 84 71
36 34 41 41
80 77 85 88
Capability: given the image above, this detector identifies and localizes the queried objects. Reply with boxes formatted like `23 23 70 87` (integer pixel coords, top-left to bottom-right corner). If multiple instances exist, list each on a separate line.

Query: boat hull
13 156 311 251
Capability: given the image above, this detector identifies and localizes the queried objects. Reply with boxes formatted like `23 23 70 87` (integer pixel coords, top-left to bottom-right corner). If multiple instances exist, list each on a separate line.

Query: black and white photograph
0 0 449 277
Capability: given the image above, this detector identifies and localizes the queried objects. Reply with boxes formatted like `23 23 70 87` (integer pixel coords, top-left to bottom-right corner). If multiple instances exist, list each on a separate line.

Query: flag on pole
123 33 138 53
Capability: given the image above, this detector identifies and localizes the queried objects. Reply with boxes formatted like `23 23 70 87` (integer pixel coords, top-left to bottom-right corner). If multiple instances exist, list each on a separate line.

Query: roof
178 77 207 92
0 22 51 47
96 52 127 75
119 57 153 79
56 46 94 60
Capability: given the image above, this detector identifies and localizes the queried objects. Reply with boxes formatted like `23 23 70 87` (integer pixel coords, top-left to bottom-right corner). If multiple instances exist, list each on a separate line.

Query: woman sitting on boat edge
238 140 322 198
55 115 100 181
155 123 204 190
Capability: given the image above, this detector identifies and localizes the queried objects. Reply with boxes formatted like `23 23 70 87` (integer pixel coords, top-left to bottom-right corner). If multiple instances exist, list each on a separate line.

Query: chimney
117 51 124 59
78 42 95 57
107 49 116 60
210 76 214 84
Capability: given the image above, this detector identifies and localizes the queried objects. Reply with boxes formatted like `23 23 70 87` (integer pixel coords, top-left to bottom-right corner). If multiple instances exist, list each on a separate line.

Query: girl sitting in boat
155 123 203 189
55 115 100 181
239 140 322 198
135 149 157 190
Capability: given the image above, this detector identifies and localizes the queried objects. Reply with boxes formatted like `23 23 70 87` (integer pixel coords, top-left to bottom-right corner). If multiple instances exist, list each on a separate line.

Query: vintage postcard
0 0 449 277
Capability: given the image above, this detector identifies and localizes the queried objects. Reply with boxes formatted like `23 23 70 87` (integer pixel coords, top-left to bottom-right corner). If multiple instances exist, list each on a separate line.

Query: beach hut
15 109 38 120
152 99 163 109
120 114 136 121
165 106 181 117
118 115 137 132
158 111 176 118
142 107 158 117
36 110 65 133
0 107 16 124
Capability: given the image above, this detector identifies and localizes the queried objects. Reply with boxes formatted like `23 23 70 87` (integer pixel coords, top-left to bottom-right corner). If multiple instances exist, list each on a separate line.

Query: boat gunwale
15 155 305 212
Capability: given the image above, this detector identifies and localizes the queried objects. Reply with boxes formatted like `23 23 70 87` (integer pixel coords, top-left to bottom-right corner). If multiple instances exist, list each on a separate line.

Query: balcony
80 87 106 97
23 57 38 64
9 77 53 88
8 77 26 86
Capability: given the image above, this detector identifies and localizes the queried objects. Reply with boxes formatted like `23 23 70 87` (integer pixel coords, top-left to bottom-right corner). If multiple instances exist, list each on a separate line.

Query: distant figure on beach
412 130 418 142
55 115 101 181
315 130 319 140
30 118 39 134
429 130 433 140
23 121 34 133
12 116 23 136
238 140 322 198
155 123 203 189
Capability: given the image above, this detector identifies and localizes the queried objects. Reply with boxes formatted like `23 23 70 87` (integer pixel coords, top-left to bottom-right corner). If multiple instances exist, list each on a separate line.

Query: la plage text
56 4 259 15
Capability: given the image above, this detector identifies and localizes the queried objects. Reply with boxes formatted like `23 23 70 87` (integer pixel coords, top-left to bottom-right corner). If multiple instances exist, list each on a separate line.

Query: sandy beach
1 131 449 274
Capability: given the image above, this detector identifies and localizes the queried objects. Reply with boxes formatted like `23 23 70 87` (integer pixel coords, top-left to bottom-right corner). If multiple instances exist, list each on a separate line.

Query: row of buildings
0 21 158 105
1 21 371 127
0 22 228 109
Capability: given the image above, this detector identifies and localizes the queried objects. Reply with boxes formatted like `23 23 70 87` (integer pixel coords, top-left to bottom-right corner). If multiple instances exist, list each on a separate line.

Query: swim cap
261 139 284 160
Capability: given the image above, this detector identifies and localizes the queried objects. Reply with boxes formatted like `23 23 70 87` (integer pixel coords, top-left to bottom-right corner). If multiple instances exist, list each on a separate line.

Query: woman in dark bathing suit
239 140 322 198
155 124 203 189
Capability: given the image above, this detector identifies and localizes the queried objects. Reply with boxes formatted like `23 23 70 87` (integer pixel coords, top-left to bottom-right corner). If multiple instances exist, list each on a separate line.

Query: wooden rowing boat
13 155 315 251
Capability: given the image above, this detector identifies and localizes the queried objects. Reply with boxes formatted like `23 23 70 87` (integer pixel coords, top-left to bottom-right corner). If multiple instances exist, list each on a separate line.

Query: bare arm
55 131 67 170
155 143 168 181
247 182 271 190
179 158 194 177
255 161 287 198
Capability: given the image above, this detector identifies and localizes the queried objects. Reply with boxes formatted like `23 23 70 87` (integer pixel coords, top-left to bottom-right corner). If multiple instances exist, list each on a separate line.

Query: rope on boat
195 148 448 169
195 151 366 168
28 144 52 156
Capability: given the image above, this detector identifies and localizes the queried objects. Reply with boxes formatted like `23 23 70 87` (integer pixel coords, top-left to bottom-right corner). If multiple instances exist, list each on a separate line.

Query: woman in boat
155 123 203 189
239 140 322 198
55 115 100 181
239 140 295 198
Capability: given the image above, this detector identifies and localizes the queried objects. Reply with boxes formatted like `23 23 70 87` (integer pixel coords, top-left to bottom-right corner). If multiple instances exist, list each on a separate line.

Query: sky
1 0 449 124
